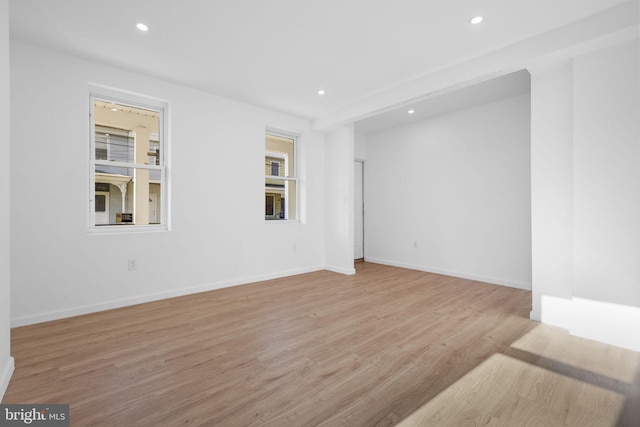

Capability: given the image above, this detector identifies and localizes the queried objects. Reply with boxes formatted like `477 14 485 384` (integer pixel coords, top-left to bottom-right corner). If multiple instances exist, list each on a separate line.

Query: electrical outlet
413 241 418 248
292 244 297 252
128 259 137 271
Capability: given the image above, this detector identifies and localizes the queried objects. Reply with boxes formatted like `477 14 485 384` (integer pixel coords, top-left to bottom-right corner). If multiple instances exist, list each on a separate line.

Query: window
265 131 297 221
270 161 280 177
265 195 275 216
89 87 169 232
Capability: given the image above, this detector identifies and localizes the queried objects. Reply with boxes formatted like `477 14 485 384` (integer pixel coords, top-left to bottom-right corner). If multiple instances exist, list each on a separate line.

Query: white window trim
88 84 171 234
265 128 299 223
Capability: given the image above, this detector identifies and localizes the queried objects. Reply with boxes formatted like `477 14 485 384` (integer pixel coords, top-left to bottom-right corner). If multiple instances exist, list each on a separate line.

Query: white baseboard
569 298 640 352
11 265 325 327
325 265 356 275
365 257 531 290
538 295 573 330
0 356 15 401
538 295 640 352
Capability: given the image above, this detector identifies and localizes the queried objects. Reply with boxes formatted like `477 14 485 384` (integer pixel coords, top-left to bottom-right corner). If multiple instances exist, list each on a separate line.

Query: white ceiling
8 0 635 127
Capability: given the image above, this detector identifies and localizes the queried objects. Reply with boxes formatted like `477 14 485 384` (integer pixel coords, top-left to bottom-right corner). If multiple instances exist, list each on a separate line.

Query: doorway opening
354 160 364 261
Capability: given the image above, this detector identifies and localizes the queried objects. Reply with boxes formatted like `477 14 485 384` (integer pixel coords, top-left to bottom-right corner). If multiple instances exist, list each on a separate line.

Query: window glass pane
93 100 160 165
148 133 160 166
270 161 280 176
95 125 134 162
265 195 275 216
265 134 294 178
95 183 110 192
286 180 297 220
94 166 162 226
95 194 106 212
265 179 296 220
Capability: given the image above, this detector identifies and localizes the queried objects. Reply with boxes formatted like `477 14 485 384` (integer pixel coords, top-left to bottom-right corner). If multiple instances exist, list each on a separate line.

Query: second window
265 131 297 221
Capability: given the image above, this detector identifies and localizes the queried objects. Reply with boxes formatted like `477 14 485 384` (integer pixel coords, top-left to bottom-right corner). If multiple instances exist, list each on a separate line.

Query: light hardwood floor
3 263 639 426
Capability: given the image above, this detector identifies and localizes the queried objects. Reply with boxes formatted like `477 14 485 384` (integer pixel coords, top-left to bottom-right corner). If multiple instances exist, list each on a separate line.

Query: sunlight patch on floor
396 351 626 426
510 323 640 383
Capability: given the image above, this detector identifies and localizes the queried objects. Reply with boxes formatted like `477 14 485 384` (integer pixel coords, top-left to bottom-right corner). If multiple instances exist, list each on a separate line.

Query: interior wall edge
324 265 356 276
0 356 14 401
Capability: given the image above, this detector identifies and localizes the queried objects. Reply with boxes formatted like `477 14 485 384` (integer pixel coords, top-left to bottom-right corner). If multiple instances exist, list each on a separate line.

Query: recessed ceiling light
470 16 484 25
408 109 415 114
136 22 149 32
111 108 118 111
317 89 326 95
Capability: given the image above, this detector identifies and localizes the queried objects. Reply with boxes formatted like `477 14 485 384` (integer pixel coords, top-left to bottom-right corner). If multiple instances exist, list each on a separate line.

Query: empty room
1 1 639 426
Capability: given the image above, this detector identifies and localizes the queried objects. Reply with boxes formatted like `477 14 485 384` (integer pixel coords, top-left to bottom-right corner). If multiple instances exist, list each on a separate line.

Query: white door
149 194 158 224
354 161 364 259
95 191 109 225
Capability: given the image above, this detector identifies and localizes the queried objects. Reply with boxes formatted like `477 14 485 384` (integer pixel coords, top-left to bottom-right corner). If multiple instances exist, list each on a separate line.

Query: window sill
87 224 169 235
264 219 299 225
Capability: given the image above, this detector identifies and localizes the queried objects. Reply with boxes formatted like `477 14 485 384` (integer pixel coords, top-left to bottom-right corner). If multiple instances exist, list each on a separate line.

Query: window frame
265 128 299 223
88 84 171 234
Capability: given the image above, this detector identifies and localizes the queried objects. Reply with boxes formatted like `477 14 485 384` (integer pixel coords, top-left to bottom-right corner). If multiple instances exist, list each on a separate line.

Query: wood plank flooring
3 262 639 426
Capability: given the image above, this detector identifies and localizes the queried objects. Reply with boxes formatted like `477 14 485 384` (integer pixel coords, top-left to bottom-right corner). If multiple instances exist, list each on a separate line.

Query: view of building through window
91 99 164 228
265 133 296 221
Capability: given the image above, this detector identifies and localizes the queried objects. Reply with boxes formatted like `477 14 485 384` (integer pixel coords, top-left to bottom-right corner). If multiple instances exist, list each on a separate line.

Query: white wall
0 0 15 401
10 41 327 325
354 131 367 161
365 95 532 289
324 126 356 274
531 39 640 351
530 62 574 325
573 40 640 307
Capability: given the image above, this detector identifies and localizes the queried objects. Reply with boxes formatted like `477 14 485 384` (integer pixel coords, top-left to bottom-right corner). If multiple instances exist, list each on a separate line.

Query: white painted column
529 40 640 351
0 0 15 400
324 125 356 275
570 40 640 350
529 61 575 327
